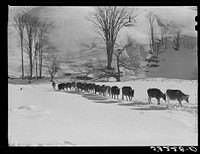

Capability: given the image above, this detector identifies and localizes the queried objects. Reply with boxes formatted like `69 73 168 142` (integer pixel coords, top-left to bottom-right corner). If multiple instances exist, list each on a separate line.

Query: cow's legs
122 94 124 100
165 95 170 107
157 98 160 105
178 99 183 107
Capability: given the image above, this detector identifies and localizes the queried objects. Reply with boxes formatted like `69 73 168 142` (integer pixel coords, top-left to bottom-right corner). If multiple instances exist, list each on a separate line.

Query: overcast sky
9 6 197 55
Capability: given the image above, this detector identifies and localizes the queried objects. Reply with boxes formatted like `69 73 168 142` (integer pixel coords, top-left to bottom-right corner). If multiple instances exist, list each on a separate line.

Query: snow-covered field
8 79 198 146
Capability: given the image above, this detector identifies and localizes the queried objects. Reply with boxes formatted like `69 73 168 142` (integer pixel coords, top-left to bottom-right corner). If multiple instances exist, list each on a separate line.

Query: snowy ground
8 79 198 146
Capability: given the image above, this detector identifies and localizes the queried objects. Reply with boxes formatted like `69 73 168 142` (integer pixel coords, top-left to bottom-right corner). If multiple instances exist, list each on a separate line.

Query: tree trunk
38 39 41 78
29 56 33 79
36 54 38 80
116 77 121 82
116 56 121 82
107 53 112 69
39 37 43 78
151 27 154 50
20 35 24 79
106 43 114 70
165 36 167 49
161 35 164 45
40 51 43 77
29 45 33 80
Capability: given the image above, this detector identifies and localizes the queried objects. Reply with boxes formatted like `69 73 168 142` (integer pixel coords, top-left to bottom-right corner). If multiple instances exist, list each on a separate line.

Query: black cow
76 82 83 91
85 83 96 93
122 86 134 101
166 89 189 107
111 86 120 99
147 88 166 105
64 82 72 91
58 83 65 91
71 81 76 90
94 85 103 95
81 82 88 92
101 85 107 96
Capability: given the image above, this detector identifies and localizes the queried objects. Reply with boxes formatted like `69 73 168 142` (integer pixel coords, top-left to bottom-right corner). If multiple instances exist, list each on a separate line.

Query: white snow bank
11 105 49 117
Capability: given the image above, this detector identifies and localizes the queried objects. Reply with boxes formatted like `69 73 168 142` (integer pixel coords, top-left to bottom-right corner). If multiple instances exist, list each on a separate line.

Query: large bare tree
156 16 169 49
146 12 156 55
13 10 28 79
46 55 61 81
87 6 138 70
24 13 40 81
38 21 53 78
169 24 182 50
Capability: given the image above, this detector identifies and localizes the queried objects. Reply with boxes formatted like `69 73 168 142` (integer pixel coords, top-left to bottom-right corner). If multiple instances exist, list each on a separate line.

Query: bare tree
46 55 61 81
163 26 169 49
33 40 39 79
113 37 143 81
13 10 27 79
38 21 53 78
155 16 168 46
146 12 156 54
87 6 138 70
169 23 182 50
24 13 40 81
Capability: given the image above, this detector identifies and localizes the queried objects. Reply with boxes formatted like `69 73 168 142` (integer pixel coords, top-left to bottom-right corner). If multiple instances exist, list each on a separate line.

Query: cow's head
162 93 166 101
131 89 134 97
185 95 189 103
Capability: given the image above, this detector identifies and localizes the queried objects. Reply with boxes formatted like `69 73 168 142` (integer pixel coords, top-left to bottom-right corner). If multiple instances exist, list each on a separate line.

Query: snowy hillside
145 36 198 80
8 6 197 80
8 79 197 146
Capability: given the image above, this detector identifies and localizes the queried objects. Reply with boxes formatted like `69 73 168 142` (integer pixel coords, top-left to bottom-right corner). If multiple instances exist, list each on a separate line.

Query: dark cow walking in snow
65 82 72 91
166 89 189 107
122 86 134 101
147 88 166 105
71 81 76 90
76 82 83 91
58 83 65 91
111 86 120 99
94 85 103 95
101 85 107 96
85 83 96 93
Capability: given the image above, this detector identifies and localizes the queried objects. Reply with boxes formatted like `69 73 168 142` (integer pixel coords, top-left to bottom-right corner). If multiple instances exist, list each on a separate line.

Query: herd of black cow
52 81 190 107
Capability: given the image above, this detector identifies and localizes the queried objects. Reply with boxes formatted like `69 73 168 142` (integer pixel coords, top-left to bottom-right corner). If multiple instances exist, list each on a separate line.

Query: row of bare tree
146 11 183 57
13 8 53 81
12 7 185 83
